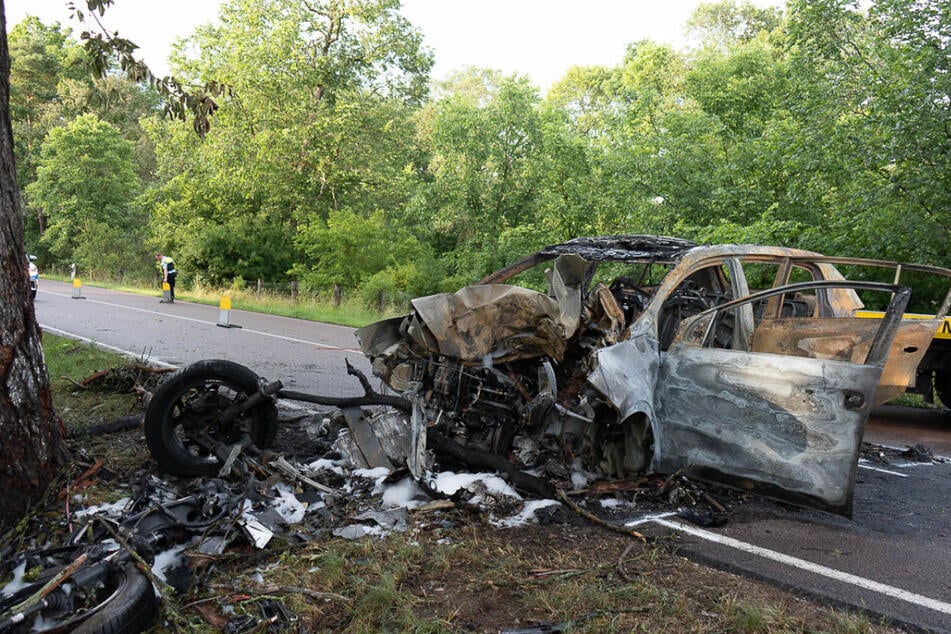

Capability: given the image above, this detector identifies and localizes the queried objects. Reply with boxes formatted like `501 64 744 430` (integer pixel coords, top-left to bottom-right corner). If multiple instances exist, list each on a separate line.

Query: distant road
33 278 372 397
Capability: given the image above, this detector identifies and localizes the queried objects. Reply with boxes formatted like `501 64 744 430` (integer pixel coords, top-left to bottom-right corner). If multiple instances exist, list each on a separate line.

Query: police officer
155 253 177 303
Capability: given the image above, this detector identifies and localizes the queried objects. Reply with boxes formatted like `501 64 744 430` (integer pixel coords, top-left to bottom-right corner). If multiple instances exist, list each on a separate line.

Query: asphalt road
34 278 372 396
34 280 951 632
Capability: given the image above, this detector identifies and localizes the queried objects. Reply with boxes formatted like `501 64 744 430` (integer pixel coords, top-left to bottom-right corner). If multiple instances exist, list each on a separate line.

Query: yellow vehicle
857 311 951 406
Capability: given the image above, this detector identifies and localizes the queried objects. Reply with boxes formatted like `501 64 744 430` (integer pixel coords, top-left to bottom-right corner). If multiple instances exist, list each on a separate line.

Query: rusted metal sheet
875 318 942 403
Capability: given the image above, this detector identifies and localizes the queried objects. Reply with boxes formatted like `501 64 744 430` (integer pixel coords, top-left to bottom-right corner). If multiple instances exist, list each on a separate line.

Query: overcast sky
5 0 783 92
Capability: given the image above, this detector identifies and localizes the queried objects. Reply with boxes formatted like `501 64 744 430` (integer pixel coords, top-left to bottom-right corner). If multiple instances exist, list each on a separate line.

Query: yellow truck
857 311 951 406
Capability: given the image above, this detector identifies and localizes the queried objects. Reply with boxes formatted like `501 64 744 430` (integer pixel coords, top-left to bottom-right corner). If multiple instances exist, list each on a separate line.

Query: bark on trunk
0 3 69 528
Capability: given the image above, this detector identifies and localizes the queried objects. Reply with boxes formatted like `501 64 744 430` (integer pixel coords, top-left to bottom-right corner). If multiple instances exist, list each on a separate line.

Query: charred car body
145 236 951 517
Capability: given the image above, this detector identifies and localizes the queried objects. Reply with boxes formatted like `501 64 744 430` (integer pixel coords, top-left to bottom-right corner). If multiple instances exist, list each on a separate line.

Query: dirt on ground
399 522 896 633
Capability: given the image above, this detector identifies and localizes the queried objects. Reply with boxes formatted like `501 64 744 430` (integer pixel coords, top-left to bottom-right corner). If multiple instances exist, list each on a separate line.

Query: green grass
43 333 145 430
43 333 167 487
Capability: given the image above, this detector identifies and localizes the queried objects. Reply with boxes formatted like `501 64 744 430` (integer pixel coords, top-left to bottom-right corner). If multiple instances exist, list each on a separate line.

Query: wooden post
257 278 263 299
377 289 385 313
333 284 341 308
291 280 298 303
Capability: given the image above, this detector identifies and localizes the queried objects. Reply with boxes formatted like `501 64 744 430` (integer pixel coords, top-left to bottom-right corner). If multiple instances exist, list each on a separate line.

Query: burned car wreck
145 236 951 517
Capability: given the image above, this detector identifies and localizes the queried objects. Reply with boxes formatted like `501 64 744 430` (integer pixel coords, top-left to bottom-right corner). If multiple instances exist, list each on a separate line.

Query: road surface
35 278 371 396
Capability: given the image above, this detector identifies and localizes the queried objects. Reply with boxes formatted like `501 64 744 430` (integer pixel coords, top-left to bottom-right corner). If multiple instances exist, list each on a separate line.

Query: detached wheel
0 561 157 634
73 563 157 634
145 360 278 477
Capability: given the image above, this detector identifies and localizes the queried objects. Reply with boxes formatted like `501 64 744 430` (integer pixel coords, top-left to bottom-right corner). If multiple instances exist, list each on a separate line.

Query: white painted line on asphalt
41 292 353 351
651 517 951 616
234 326 359 351
41 325 177 369
857 462 909 477
625 512 678 527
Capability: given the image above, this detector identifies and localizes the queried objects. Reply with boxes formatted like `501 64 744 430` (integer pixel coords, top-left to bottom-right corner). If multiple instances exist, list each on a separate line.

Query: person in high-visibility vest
155 253 177 303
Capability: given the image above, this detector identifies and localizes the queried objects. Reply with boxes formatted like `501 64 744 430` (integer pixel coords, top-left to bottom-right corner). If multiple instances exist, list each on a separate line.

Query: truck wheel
145 360 278 477
935 371 951 408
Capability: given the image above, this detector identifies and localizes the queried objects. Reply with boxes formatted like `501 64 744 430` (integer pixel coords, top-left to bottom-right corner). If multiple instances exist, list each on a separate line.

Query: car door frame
652 280 910 516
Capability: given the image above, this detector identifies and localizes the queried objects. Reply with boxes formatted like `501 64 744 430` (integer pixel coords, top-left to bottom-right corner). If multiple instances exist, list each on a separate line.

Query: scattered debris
2 397 749 632
68 363 173 394
861 441 944 465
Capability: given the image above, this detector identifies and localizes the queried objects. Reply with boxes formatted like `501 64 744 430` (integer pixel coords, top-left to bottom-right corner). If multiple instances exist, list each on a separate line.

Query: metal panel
653 345 881 515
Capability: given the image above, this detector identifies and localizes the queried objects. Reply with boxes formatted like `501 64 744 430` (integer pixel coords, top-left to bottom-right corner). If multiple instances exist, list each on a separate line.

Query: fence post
377 289 385 313
333 284 341 308
291 280 298 303
257 278 263 299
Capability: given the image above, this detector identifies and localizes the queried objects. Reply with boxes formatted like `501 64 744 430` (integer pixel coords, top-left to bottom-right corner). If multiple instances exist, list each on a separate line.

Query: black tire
72 563 157 634
0 562 157 634
145 359 278 477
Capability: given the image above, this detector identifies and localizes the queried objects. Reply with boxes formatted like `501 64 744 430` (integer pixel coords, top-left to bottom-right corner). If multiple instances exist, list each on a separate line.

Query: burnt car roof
538 235 698 262
480 235 698 284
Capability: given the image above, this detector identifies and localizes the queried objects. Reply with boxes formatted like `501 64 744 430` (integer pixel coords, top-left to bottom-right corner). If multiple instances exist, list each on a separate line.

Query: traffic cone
72 278 86 300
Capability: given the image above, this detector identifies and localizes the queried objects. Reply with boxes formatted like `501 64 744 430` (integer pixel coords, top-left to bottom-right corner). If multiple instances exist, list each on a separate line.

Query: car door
652 280 910 516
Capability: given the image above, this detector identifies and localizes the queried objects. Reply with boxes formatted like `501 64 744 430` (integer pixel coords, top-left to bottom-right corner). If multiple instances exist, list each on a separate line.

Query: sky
5 0 784 92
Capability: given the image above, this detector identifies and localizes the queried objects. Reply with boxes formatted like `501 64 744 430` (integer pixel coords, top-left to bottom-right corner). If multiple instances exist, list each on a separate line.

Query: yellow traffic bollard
217 296 240 328
161 281 172 303
71 278 85 300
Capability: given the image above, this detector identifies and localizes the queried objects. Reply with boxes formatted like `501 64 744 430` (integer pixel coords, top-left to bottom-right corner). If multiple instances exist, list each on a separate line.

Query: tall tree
412 73 545 275
26 113 144 276
0 1 69 527
687 0 784 50
786 0 951 264
0 0 214 525
145 0 432 284
8 17 84 248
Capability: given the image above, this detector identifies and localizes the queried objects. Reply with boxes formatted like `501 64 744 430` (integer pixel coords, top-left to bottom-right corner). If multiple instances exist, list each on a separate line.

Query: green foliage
9 17 85 253
10 0 950 308
138 0 432 285
292 208 431 291
411 73 549 278
687 1 784 49
785 0 951 264
25 114 146 276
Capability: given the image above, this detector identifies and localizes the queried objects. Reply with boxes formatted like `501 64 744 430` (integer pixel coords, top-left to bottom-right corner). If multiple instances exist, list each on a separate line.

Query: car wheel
145 359 278 477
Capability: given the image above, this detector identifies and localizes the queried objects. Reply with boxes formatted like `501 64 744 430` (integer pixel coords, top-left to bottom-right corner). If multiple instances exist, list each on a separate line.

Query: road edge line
651 517 951 615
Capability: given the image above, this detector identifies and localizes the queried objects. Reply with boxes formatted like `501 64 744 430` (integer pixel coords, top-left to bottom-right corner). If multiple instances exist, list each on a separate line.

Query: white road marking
40 291 354 351
857 462 909 477
625 512 678 527
41 325 177 369
647 516 951 616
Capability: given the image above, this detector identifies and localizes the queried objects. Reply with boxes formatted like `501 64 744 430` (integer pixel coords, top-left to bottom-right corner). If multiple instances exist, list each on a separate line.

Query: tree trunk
0 4 69 528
